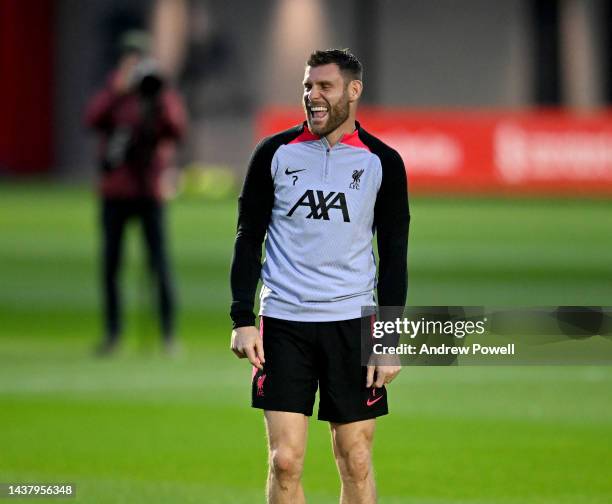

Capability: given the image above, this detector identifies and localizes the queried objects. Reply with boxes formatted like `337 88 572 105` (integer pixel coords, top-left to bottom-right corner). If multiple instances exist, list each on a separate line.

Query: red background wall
258 107 612 196
0 0 55 174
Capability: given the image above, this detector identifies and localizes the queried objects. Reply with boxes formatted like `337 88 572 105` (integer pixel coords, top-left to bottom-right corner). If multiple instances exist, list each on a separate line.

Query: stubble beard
305 91 350 137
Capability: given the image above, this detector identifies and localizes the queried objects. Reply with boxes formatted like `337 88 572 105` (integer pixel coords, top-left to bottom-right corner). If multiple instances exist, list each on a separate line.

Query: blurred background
1 1 611 503
4 0 612 181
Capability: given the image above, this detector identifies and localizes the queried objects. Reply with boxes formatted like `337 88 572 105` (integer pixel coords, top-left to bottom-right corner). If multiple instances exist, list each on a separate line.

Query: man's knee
270 446 304 482
337 445 372 483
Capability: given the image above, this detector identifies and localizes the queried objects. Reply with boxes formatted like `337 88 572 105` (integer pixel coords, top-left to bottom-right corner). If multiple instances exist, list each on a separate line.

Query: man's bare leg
330 419 377 504
265 411 309 504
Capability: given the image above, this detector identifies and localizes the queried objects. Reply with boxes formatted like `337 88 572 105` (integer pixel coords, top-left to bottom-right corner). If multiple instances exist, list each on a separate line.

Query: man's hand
366 355 401 388
231 326 265 370
112 54 140 95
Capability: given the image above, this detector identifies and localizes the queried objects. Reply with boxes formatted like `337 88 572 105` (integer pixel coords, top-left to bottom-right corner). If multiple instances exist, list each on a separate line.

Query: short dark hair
306 49 363 82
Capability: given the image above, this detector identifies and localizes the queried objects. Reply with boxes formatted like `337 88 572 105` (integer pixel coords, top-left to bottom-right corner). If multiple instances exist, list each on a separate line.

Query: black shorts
251 316 388 423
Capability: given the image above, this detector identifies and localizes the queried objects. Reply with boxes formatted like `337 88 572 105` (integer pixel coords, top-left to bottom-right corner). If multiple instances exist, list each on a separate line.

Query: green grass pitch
0 183 611 503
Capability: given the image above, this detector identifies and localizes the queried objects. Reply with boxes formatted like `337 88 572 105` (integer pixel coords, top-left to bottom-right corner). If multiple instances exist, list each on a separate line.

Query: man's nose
307 88 321 102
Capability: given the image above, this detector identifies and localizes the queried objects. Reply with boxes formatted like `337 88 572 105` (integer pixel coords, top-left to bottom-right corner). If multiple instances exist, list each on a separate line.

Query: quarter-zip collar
301 121 361 150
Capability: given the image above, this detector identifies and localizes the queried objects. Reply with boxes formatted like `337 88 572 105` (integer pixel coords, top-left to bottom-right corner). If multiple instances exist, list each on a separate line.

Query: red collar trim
288 122 369 151
288 124 319 144
339 128 370 151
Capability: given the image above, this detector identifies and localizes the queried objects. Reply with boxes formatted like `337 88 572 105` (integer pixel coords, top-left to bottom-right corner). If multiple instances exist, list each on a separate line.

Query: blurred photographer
85 31 187 355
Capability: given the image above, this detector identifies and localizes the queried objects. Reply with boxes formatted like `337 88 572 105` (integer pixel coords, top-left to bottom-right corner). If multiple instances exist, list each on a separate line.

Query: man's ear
348 80 363 102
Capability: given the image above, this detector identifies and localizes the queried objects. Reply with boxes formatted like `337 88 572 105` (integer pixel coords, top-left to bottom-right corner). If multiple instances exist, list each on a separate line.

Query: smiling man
230 49 410 504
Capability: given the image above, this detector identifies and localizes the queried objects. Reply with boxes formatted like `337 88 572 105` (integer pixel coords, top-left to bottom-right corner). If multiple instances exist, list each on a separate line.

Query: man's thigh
252 317 318 416
330 418 376 458
101 199 130 268
317 318 388 423
265 411 309 457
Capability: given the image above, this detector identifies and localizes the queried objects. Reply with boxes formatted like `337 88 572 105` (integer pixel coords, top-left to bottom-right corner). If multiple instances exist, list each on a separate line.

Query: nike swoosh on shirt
366 394 384 407
285 168 306 175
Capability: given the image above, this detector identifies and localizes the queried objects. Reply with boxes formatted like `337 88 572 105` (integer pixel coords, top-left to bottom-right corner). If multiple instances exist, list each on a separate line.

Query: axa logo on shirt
287 189 351 222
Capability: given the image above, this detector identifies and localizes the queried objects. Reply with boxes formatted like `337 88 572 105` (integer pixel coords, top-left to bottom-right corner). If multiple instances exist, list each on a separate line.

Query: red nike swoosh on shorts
366 395 383 407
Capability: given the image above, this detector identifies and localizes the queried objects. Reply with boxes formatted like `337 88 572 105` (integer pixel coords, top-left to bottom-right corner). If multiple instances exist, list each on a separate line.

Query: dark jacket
85 74 187 200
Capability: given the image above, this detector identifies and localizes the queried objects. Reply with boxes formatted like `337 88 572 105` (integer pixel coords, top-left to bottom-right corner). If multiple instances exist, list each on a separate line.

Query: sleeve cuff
231 312 256 329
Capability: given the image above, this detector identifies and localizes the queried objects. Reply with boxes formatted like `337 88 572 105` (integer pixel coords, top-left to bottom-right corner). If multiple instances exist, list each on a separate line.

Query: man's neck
324 117 357 147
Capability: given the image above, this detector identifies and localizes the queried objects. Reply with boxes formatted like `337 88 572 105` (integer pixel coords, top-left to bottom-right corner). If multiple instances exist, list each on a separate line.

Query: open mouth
309 105 328 121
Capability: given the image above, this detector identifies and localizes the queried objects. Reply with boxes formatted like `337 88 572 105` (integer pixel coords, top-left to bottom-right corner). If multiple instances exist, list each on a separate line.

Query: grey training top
230 122 409 327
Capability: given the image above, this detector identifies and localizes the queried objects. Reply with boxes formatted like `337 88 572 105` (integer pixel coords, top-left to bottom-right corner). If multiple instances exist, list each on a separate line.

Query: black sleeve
374 148 410 308
229 138 276 328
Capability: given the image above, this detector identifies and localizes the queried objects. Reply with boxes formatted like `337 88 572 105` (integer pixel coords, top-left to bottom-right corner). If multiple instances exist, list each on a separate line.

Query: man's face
303 63 351 136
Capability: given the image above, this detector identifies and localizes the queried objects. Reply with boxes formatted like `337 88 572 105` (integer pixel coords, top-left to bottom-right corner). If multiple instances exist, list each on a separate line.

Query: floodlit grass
1 183 611 503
